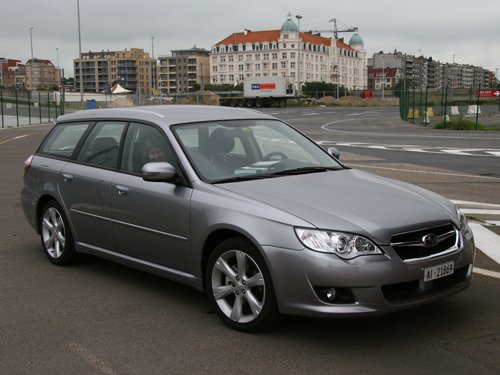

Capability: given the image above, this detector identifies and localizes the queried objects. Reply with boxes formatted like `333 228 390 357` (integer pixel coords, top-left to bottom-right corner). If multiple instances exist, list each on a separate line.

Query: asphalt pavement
1 112 500 374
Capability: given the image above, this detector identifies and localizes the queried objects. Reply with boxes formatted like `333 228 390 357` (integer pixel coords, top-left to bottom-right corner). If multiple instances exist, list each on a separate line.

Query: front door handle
62 173 73 183
116 185 130 197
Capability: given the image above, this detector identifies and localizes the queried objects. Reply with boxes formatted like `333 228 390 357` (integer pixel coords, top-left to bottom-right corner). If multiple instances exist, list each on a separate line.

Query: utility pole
77 0 84 108
29 27 34 91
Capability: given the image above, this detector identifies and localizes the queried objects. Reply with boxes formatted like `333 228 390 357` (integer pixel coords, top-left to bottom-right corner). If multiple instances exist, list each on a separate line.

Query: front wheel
40 201 76 265
205 237 279 332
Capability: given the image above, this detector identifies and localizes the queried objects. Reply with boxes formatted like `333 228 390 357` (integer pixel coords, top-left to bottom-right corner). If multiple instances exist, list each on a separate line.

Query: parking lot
1 108 500 374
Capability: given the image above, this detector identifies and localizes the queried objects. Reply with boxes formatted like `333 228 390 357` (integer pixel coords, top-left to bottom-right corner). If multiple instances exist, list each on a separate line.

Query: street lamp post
151 36 156 92
29 27 34 91
295 14 302 96
77 0 84 108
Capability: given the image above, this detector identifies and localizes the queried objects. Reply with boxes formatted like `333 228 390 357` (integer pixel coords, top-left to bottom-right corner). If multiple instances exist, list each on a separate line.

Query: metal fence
398 87 500 128
0 89 63 128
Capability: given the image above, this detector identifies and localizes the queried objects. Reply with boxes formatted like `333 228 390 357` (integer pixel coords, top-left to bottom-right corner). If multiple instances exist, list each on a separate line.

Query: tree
302 81 348 98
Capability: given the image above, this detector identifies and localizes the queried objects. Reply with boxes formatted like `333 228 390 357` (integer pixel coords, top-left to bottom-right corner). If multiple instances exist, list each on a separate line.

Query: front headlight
457 208 473 240
295 228 383 259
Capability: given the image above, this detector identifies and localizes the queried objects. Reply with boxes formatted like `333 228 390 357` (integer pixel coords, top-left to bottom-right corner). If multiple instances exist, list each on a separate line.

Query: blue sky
1 0 498 77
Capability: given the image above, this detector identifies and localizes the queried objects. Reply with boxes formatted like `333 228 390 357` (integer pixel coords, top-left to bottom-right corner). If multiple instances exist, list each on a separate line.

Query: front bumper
263 232 475 317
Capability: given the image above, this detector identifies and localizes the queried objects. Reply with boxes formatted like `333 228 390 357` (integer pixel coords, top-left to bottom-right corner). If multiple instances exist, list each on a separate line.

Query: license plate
423 261 454 282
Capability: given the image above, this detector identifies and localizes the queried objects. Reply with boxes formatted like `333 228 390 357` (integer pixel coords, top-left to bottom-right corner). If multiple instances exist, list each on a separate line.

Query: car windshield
172 119 344 183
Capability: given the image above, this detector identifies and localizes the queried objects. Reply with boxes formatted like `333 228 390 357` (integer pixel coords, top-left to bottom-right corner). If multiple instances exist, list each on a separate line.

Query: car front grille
390 223 458 262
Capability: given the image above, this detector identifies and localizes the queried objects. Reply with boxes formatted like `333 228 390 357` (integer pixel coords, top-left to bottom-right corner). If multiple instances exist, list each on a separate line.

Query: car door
59 121 126 251
111 122 192 272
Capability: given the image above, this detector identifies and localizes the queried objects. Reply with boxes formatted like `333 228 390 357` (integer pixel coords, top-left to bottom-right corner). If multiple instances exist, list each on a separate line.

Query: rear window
40 122 90 158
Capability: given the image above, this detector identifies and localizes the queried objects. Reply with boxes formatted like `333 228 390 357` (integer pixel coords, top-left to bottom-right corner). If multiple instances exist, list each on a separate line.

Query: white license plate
423 261 454 282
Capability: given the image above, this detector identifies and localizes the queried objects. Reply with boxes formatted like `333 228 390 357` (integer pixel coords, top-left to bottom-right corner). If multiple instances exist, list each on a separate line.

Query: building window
272 53 278 60
255 54 260 61
255 64 260 70
281 62 287 69
290 52 296 59
282 52 287 59
263 53 269 60
272 63 278 69
283 34 289 39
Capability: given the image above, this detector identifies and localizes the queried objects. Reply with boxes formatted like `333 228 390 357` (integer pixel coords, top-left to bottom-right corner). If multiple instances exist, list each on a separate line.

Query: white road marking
473 267 500 280
14 135 29 139
485 221 500 226
460 209 500 215
452 200 500 208
468 223 500 264
348 164 500 181
68 342 118 375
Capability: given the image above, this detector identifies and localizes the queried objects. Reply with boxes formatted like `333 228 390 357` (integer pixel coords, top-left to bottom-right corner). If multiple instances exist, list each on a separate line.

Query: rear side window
76 121 126 168
40 122 90 158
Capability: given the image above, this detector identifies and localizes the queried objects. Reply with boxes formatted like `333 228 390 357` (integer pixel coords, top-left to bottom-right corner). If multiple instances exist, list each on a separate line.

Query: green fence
0 89 64 128
398 87 500 129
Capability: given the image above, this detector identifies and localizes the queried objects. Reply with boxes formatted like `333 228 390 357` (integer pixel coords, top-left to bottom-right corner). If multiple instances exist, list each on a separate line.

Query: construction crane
309 18 358 39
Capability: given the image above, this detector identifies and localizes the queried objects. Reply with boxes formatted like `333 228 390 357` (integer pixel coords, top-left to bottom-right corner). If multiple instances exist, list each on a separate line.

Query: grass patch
434 117 489 130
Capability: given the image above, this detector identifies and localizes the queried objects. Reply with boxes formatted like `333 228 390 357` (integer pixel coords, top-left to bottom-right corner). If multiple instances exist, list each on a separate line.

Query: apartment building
157 47 210 95
210 14 367 92
74 48 154 94
25 59 60 91
369 51 498 90
0 59 22 88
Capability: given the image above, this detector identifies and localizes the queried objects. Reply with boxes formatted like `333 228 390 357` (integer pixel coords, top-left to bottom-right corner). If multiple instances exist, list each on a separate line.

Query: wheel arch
36 194 60 233
200 228 265 289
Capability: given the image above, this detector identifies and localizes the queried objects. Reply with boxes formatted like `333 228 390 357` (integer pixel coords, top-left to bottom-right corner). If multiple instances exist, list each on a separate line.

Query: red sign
259 83 276 90
476 89 500 98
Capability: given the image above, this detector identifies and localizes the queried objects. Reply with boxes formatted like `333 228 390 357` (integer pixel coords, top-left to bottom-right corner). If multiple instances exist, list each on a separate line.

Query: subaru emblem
422 233 438 247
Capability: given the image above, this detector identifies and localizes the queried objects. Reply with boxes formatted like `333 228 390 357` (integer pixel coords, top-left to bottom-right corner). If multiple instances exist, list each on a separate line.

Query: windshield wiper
269 166 340 176
212 174 277 184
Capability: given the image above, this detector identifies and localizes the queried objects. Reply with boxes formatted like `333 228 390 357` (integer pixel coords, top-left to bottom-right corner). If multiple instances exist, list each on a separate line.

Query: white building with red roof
210 14 367 92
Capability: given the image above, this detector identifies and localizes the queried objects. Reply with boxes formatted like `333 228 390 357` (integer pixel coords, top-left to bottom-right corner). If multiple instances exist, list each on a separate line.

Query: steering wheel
263 151 288 161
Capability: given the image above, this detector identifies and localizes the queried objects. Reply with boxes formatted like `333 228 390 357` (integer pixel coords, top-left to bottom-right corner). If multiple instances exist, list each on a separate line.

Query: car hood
218 169 458 245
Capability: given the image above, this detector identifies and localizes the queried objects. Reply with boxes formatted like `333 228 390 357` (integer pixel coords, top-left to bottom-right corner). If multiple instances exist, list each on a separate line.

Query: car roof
56 105 275 126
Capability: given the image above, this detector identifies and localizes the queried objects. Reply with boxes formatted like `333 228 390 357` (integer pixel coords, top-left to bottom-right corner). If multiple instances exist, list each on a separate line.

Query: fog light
314 286 355 304
325 288 336 301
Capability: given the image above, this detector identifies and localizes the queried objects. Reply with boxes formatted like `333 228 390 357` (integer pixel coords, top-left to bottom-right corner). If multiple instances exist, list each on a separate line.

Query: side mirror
142 162 177 182
327 146 340 160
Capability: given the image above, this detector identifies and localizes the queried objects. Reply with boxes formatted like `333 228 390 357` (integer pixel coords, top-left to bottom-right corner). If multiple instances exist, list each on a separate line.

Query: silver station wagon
21 105 475 331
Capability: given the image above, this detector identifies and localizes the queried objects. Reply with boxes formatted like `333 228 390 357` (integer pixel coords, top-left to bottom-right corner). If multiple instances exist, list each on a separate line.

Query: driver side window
120 122 176 174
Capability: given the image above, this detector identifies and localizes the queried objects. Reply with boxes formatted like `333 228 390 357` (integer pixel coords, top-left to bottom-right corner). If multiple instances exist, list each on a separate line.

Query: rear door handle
116 185 130 197
62 173 73 183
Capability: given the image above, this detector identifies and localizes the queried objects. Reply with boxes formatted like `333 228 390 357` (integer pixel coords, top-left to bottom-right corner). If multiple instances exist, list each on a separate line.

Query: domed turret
281 13 299 32
349 33 364 46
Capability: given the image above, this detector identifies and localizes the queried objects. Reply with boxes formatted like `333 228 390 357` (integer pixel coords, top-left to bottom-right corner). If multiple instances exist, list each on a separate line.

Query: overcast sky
1 0 499 77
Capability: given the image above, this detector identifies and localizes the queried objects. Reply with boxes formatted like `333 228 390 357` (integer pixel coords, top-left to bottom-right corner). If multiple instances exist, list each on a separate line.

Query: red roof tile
216 30 332 47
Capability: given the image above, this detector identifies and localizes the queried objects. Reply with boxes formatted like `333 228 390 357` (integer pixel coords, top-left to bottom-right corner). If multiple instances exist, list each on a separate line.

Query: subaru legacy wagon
21 105 475 331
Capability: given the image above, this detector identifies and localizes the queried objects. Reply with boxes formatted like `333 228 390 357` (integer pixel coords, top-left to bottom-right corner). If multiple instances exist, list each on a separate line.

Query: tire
39 200 77 265
255 99 263 108
246 99 255 108
205 237 279 332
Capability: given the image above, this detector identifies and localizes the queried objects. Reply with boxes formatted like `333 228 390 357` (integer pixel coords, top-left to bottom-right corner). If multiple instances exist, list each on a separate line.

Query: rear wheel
40 201 76 265
205 237 279 332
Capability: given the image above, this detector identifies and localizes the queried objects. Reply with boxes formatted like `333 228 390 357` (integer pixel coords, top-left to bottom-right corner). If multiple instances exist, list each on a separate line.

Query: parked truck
220 77 294 108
